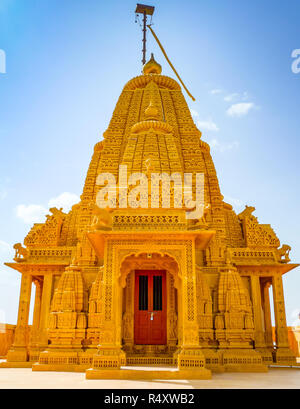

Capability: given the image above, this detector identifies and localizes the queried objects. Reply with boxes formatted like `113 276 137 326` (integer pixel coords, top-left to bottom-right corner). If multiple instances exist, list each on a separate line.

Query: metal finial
135 4 155 66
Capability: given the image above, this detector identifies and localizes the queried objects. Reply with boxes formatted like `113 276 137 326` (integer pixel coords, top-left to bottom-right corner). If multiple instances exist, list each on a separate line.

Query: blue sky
0 0 299 325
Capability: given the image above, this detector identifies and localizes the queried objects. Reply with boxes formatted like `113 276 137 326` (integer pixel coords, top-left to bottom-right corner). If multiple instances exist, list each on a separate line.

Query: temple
1 53 298 379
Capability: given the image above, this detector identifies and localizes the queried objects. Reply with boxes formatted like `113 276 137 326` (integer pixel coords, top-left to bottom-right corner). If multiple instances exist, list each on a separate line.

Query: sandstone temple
1 53 298 379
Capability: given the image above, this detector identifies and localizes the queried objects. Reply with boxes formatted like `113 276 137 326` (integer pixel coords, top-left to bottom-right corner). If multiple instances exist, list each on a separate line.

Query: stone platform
86 365 212 380
0 363 300 389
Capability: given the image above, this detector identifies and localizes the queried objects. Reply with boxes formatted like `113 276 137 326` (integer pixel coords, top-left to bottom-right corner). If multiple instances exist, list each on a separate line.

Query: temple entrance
134 270 167 345
120 252 181 357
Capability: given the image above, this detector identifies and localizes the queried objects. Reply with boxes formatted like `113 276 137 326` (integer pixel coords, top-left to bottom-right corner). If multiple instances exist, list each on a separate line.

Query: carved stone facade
1 55 298 378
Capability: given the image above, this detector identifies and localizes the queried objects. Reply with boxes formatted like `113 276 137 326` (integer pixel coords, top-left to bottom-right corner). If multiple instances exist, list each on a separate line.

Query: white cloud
190 109 199 118
224 93 239 102
0 189 7 200
291 308 300 327
224 91 249 102
16 192 80 224
197 118 219 132
191 110 219 132
0 241 16 290
48 192 79 212
223 195 244 210
0 240 22 289
227 102 255 117
0 240 13 257
210 89 222 95
209 138 239 153
16 204 48 224
241 91 249 100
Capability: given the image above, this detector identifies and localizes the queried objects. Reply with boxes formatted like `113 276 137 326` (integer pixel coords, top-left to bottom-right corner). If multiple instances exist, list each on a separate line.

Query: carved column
178 240 208 372
272 274 296 364
30 280 43 344
261 280 273 349
38 273 53 347
250 275 266 348
167 273 178 352
91 240 125 370
7 273 32 362
272 274 289 348
122 272 134 351
28 279 44 362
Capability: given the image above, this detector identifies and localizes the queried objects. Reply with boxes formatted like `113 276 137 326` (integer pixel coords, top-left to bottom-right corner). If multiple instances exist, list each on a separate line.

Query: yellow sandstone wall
272 326 300 357
288 327 300 357
0 324 31 358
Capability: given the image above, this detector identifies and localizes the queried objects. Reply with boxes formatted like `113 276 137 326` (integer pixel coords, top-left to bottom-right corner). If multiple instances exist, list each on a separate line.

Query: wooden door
134 270 167 345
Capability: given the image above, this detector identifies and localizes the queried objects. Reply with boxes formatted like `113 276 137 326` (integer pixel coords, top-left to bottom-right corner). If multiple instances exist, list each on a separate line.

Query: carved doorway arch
119 252 182 354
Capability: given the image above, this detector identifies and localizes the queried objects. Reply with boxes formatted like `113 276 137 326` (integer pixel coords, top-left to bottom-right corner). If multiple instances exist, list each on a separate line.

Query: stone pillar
122 272 134 352
250 275 265 348
167 273 178 352
90 241 125 371
177 241 210 377
30 279 43 347
38 274 53 348
7 273 32 362
272 275 289 348
272 274 296 364
261 280 273 349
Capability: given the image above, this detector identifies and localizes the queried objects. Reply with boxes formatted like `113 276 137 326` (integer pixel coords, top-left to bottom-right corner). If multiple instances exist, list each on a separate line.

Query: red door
134 271 167 345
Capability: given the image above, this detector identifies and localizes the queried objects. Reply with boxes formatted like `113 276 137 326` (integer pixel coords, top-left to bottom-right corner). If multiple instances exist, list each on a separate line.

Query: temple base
6 347 28 363
200 348 268 372
256 348 274 365
273 348 297 365
32 363 87 372
86 366 212 380
177 347 206 370
0 361 32 369
221 349 268 372
91 346 126 370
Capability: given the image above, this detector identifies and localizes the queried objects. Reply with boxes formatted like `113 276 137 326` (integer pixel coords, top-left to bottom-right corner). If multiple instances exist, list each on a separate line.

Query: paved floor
0 366 299 389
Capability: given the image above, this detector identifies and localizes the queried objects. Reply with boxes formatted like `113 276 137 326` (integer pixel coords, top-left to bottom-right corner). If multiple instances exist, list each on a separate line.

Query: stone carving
238 205 256 220
169 312 178 339
89 203 113 230
24 207 67 247
277 244 291 264
189 204 210 230
122 312 133 340
47 207 65 220
238 205 280 249
13 243 28 262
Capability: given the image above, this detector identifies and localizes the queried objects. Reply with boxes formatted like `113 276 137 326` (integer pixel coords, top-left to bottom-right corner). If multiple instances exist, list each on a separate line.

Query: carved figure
46 207 65 221
89 203 113 229
169 312 178 339
238 205 256 220
123 312 133 339
189 204 210 229
277 244 291 263
13 243 28 262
